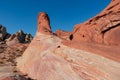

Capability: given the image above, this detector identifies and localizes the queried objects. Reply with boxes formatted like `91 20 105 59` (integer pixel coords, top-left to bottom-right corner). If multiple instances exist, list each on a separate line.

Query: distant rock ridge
0 24 11 42
0 24 33 45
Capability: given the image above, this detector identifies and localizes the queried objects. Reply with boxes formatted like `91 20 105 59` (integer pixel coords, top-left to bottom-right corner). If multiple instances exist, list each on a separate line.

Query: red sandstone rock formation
71 0 120 45
62 0 120 62
55 30 72 40
37 12 52 35
17 0 120 80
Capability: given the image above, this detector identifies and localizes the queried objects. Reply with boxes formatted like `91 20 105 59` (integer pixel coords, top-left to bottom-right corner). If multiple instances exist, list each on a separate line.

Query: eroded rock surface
55 30 72 40
0 42 34 80
37 12 52 35
0 25 33 80
72 0 120 45
17 0 120 79
17 33 120 80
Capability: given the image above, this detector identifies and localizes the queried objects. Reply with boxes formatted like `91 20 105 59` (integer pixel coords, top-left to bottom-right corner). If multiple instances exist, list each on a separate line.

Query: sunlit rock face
55 30 72 40
72 0 120 45
37 12 52 35
17 0 120 80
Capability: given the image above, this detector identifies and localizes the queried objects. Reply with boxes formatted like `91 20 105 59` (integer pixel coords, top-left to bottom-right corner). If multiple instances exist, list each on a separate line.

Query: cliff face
17 0 120 80
72 0 120 45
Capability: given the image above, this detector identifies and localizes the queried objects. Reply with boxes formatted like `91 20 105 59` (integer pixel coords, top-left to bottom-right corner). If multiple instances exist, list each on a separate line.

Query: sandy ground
0 65 14 79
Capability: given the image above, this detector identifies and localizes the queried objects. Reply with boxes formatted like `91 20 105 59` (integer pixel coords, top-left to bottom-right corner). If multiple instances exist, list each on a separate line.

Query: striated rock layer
17 0 120 80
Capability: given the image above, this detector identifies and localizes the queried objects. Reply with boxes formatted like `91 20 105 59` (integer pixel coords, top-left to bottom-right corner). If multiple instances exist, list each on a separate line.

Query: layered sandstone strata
17 0 120 80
